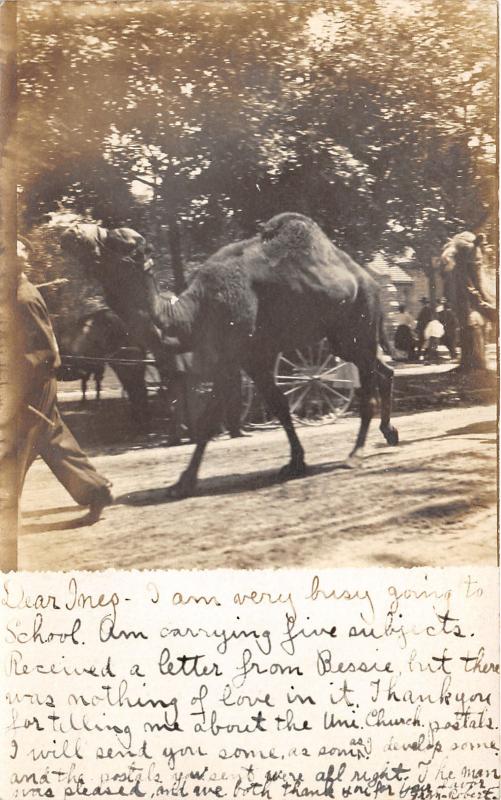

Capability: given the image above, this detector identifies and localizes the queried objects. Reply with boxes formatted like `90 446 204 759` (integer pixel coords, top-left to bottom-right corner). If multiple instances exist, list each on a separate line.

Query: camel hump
442 231 482 256
453 231 478 245
258 213 351 275
258 212 316 253
198 213 366 305
441 231 484 272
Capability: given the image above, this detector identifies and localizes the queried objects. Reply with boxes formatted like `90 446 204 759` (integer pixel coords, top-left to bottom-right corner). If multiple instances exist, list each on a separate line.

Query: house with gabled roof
365 251 416 331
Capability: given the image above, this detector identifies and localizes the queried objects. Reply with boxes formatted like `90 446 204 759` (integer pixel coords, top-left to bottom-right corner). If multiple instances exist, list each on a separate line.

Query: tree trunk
426 267 437 315
167 213 186 295
451 276 489 372
0 0 18 570
459 324 486 370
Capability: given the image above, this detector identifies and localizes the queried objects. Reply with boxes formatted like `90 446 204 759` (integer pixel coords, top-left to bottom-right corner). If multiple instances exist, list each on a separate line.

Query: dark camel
61 213 399 497
440 232 496 370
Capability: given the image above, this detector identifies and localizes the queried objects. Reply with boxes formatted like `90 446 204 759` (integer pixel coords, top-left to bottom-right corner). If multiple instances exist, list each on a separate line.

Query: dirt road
19 403 497 571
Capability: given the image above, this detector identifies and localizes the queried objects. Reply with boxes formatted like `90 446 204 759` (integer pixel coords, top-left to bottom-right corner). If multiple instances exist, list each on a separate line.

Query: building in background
366 252 415 334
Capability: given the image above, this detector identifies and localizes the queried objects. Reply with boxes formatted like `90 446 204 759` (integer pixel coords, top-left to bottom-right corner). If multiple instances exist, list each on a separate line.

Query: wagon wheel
274 339 358 425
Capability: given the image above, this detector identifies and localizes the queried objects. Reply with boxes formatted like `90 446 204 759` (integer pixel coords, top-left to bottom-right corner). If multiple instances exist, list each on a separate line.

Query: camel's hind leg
376 356 399 446
345 360 377 468
247 366 306 479
346 356 399 468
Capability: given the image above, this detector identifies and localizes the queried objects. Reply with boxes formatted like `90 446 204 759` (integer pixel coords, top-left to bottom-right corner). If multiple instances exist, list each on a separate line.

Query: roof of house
366 253 414 284
388 263 414 284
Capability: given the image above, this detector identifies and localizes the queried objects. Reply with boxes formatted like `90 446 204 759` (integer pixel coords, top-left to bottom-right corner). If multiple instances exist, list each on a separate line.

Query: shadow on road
376 418 496 450
20 511 93 534
117 458 349 505
21 506 77 518
445 420 496 437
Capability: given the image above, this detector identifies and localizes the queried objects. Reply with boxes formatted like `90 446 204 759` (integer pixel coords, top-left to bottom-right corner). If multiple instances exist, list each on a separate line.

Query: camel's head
61 223 150 276
60 223 108 276
60 223 156 312
440 231 486 283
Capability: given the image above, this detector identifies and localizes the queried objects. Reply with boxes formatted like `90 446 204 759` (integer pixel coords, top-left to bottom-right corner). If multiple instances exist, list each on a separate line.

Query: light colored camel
440 231 496 370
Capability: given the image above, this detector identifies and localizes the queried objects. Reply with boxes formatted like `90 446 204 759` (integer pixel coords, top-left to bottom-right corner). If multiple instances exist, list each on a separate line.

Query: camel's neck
144 272 200 345
143 272 170 323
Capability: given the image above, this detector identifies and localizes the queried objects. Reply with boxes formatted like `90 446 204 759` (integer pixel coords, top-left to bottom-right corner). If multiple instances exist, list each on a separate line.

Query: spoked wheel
274 339 358 425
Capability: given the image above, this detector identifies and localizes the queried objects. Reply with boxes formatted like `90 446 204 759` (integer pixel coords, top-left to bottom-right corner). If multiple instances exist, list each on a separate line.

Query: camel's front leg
166 372 226 499
249 367 306 479
167 441 210 499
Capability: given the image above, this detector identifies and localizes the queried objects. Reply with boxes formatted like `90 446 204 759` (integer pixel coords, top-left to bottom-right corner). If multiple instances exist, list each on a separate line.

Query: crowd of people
393 296 459 363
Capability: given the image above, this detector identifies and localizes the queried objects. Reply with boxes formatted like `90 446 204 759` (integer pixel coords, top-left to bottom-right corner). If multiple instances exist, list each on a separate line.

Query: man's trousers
17 377 110 506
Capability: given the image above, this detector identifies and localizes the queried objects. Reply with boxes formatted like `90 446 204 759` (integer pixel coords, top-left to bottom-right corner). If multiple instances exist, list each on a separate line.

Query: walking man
15 241 113 521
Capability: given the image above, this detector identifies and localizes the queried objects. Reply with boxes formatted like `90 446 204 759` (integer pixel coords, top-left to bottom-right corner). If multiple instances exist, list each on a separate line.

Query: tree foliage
18 0 497 296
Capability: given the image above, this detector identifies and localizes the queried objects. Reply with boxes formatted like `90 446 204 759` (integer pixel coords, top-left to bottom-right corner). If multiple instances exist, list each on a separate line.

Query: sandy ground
18 402 497 571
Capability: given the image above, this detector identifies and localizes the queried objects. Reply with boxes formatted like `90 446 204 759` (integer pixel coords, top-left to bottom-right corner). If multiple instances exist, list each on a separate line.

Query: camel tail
378 313 392 356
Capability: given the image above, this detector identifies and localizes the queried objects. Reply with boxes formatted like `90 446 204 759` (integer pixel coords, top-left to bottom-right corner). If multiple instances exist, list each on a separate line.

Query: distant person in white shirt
437 298 458 360
423 317 445 362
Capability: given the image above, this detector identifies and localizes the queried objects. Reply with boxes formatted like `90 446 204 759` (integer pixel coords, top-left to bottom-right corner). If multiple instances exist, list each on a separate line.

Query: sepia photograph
5 0 498 572
1 5 499 793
